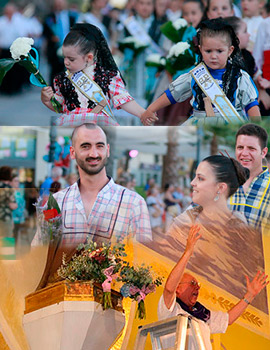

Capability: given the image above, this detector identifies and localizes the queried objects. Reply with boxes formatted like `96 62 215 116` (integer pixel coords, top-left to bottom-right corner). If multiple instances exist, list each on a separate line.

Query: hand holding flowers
0 37 62 113
35 193 62 244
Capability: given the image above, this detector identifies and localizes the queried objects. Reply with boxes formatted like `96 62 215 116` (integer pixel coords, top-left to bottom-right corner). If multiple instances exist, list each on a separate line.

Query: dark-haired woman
149 155 267 312
41 23 156 126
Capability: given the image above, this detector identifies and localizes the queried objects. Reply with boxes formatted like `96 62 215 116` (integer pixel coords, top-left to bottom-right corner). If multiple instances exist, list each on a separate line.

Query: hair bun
230 158 250 186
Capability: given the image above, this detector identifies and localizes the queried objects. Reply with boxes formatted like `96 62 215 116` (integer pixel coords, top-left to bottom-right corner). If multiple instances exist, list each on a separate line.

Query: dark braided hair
194 17 246 110
63 23 120 98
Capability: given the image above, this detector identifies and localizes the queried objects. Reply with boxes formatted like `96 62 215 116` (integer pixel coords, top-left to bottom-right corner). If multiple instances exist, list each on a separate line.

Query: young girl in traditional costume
41 23 156 126
142 17 261 126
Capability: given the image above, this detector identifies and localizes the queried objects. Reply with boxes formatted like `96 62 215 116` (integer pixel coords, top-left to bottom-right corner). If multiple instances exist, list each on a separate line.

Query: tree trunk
210 133 218 155
162 127 181 189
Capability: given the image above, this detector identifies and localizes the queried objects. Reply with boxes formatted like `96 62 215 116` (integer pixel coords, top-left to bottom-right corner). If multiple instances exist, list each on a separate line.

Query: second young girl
41 23 157 126
141 18 261 126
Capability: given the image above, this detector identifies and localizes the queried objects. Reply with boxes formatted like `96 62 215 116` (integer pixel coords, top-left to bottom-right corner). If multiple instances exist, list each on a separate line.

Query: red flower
44 208 59 221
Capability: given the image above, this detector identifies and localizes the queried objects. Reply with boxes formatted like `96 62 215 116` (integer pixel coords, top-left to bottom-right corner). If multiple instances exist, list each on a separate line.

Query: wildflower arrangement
57 240 163 318
146 18 197 76
35 193 62 244
120 262 163 319
118 36 149 57
58 241 127 310
0 37 62 113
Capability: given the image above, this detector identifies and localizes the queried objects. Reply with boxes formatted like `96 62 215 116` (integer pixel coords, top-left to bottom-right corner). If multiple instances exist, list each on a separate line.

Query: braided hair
194 17 246 110
63 23 120 98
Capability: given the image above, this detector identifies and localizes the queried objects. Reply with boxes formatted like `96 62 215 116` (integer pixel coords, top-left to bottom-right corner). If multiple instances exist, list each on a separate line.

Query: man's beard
76 155 108 175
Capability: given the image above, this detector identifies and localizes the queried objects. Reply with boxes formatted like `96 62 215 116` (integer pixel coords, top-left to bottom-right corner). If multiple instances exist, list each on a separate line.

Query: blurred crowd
0 0 270 118
0 164 78 256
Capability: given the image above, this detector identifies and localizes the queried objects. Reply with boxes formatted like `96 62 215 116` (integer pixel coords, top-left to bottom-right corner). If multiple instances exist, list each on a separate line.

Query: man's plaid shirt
228 167 270 231
32 178 152 246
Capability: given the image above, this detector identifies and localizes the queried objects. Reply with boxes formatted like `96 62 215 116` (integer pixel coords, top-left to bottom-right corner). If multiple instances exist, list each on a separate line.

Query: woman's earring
214 191 220 202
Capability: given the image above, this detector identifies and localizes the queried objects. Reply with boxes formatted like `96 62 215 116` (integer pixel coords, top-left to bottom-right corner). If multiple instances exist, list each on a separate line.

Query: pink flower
129 286 140 296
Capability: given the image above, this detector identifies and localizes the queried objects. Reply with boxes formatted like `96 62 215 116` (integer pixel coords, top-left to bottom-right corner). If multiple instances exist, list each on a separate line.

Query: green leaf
0 59 16 84
47 193 61 213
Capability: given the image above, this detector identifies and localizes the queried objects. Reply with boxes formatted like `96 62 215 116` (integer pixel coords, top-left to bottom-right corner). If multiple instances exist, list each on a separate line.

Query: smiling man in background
228 123 270 232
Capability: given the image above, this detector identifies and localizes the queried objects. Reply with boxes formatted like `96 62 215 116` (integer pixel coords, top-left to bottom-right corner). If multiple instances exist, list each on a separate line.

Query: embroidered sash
123 16 164 55
66 70 114 119
191 63 245 123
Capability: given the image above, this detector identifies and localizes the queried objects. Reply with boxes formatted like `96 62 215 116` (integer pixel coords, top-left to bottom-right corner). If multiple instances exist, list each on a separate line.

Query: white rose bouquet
118 36 149 57
0 37 62 113
145 53 166 71
166 41 196 75
160 18 189 44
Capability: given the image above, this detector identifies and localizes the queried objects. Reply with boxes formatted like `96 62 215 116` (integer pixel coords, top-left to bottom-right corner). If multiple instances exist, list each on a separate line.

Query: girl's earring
214 191 220 202
228 56 232 64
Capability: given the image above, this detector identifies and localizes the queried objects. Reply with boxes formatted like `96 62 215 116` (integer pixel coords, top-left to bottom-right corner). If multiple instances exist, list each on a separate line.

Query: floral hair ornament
0 37 62 113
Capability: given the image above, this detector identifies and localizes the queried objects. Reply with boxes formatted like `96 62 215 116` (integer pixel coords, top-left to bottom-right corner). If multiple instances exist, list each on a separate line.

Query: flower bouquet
0 37 62 113
57 240 163 317
118 36 149 57
166 42 196 75
146 18 197 76
57 241 126 310
160 18 190 44
145 53 166 72
35 193 62 244
120 263 163 319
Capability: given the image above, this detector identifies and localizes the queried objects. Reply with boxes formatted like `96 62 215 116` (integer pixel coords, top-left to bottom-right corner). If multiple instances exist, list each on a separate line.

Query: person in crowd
241 0 265 53
252 3 270 114
41 23 154 126
166 0 184 21
49 181 62 194
0 2 30 94
225 15 270 116
149 0 169 45
163 183 182 229
43 0 79 84
182 0 204 28
32 123 152 289
65 172 78 187
158 224 269 349
144 177 156 193
146 186 165 234
10 172 26 243
141 17 260 126
40 166 63 197
204 0 235 20
78 0 110 43
0 166 17 239
228 123 270 232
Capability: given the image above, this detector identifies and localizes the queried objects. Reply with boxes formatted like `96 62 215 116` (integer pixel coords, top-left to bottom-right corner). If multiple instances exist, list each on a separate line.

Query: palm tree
161 127 181 188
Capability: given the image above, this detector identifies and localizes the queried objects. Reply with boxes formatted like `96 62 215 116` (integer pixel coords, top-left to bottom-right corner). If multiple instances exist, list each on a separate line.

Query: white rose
167 42 190 58
146 53 164 65
133 38 146 49
172 18 188 30
121 36 135 44
10 37 34 60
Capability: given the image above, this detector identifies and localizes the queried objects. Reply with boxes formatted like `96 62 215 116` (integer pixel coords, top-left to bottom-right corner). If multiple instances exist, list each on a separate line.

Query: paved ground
0 86 53 126
0 85 143 126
